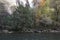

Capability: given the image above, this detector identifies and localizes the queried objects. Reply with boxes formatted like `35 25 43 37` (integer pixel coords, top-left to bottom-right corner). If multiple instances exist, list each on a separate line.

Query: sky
4 0 33 14
6 0 33 7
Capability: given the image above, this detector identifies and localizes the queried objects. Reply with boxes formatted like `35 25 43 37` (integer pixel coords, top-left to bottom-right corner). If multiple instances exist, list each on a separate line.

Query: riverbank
0 29 60 34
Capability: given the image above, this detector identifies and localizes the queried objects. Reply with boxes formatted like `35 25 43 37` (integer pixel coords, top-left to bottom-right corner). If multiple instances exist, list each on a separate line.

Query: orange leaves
33 0 46 7
40 0 46 7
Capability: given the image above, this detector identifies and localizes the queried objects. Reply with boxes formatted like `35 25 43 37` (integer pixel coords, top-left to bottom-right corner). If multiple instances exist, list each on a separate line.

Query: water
0 33 60 40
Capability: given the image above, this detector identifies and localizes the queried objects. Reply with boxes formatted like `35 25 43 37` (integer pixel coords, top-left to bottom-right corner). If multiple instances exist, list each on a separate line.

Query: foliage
32 0 55 30
5 5 34 32
0 0 60 32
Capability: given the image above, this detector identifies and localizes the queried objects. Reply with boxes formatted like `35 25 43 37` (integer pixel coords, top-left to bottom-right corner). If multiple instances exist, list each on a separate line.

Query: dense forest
0 0 60 33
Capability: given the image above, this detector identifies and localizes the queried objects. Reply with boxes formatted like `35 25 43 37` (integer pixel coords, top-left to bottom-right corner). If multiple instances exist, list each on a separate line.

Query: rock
8 31 13 33
2 30 9 33
34 30 39 33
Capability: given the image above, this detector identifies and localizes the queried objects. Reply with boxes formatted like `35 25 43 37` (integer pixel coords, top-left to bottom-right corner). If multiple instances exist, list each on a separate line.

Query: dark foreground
0 32 60 40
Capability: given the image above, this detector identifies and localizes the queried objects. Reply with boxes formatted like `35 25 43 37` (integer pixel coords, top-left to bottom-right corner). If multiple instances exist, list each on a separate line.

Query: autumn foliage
40 0 46 7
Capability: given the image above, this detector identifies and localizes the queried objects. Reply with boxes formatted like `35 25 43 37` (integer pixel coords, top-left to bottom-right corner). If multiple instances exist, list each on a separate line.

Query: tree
51 0 60 22
6 2 34 32
0 2 9 30
32 0 54 30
